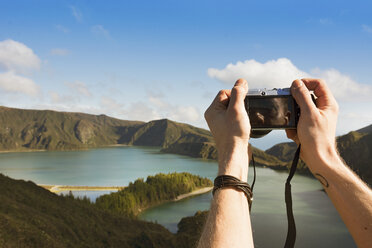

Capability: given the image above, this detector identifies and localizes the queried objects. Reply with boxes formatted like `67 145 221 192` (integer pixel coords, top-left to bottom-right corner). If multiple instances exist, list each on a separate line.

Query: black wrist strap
213 175 253 210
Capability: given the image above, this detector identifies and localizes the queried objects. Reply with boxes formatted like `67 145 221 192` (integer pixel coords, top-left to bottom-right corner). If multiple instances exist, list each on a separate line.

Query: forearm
309 150 372 247
198 144 253 248
198 189 253 248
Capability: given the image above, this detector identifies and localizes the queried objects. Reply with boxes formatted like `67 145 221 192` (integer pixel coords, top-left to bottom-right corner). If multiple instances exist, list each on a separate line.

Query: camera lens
261 91 266 96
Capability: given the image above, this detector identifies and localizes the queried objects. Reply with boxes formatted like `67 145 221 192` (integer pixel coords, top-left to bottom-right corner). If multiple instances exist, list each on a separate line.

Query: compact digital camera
244 88 300 138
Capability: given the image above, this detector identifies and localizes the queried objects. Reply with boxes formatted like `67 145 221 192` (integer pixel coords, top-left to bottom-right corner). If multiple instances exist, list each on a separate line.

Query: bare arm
287 78 372 248
198 79 254 248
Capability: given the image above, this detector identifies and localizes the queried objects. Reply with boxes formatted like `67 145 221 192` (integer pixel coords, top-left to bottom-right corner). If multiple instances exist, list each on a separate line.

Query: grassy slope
0 173 177 248
0 106 143 150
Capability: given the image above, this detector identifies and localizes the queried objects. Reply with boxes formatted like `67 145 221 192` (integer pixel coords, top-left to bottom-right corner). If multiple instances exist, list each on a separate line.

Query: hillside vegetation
0 173 175 247
96 172 212 217
0 173 210 248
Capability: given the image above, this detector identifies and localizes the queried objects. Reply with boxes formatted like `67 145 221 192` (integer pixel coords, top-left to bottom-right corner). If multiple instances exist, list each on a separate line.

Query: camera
244 88 300 138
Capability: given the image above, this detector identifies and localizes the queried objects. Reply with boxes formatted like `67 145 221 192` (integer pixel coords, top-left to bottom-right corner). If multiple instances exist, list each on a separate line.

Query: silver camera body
244 88 299 138
247 88 292 96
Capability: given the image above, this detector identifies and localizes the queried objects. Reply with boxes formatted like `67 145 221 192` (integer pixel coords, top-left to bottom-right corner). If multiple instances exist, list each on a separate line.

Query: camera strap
284 144 301 248
250 144 301 248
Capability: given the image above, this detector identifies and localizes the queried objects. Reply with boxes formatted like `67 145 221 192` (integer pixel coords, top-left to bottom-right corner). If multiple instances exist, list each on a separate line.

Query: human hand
286 78 339 172
204 79 251 181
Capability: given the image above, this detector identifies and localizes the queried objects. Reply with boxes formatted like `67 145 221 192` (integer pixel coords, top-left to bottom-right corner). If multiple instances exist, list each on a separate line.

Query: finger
285 129 299 145
212 89 231 109
291 79 317 115
301 78 338 110
205 89 231 121
228 78 248 111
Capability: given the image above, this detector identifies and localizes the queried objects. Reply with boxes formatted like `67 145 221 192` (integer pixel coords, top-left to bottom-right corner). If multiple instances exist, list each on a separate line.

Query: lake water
0 146 355 247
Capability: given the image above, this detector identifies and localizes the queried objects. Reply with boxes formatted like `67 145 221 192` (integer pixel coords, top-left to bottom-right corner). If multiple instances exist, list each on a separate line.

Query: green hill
0 106 211 151
0 173 176 247
0 173 210 247
265 125 372 185
0 106 142 150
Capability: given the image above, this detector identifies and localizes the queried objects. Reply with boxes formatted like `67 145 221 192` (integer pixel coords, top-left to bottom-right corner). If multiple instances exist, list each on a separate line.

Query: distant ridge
0 106 284 167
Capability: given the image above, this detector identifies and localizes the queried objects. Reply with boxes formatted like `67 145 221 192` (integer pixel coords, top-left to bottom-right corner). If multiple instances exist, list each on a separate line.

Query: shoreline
174 187 213 201
39 184 125 193
137 186 213 215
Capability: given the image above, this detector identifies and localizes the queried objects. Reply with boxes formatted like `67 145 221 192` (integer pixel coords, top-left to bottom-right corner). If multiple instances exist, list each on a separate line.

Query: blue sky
0 0 372 149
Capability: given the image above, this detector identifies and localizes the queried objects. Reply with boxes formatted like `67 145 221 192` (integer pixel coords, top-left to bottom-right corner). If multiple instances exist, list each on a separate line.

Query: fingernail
292 79 303 89
235 78 248 91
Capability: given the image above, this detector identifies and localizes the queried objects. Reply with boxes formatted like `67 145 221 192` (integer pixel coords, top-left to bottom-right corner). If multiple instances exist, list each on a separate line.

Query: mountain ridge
0 106 284 167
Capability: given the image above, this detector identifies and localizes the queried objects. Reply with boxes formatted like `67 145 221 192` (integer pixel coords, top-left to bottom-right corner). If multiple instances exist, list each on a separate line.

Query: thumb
229 78 248 110
291 79 316 116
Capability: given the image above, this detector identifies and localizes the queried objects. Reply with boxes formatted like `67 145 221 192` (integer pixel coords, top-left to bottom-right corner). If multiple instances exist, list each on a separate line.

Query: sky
0 0 372 150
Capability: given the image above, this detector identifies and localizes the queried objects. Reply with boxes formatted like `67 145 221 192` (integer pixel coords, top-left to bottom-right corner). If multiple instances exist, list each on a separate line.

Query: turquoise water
0 147 355 247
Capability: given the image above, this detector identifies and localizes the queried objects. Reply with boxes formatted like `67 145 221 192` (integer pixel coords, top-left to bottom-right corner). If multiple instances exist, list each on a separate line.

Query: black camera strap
250 144 301 248
284 144 301 248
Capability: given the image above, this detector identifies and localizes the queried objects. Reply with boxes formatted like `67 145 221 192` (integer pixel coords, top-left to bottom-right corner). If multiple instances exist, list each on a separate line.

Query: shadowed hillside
0 173 211 247
0 173 177 247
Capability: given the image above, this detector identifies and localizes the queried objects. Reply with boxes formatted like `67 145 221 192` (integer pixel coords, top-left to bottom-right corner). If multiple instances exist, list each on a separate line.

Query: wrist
217 143 249 182
305 144 342 174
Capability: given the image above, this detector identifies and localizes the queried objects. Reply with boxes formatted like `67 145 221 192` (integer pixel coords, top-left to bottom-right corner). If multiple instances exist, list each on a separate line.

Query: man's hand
286 78 372 247
204 79 250 181
199 78 254 248
286 78 339 172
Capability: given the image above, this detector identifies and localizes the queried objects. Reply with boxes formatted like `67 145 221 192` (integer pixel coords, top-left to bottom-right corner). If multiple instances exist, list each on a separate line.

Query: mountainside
0 106 284 167
265 125 372 185
0 106 142 150
0 173 175 247
0 106 210 151
0 173 210 247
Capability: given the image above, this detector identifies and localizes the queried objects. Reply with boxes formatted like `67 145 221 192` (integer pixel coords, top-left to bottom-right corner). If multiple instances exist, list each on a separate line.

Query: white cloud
0 71 39 96
55 25 70 33
70 6 82 22
310 68 372 100
362 24 372 34
145 92 201 123
91 25 111 39
169 106 201 123
49 91 77 104
65 81 92 97
124 101 161 122
207 58 372 100
208 58 309 89
0 39 41 73
101 96 124 110
97 92 202 124
50 48 70 56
